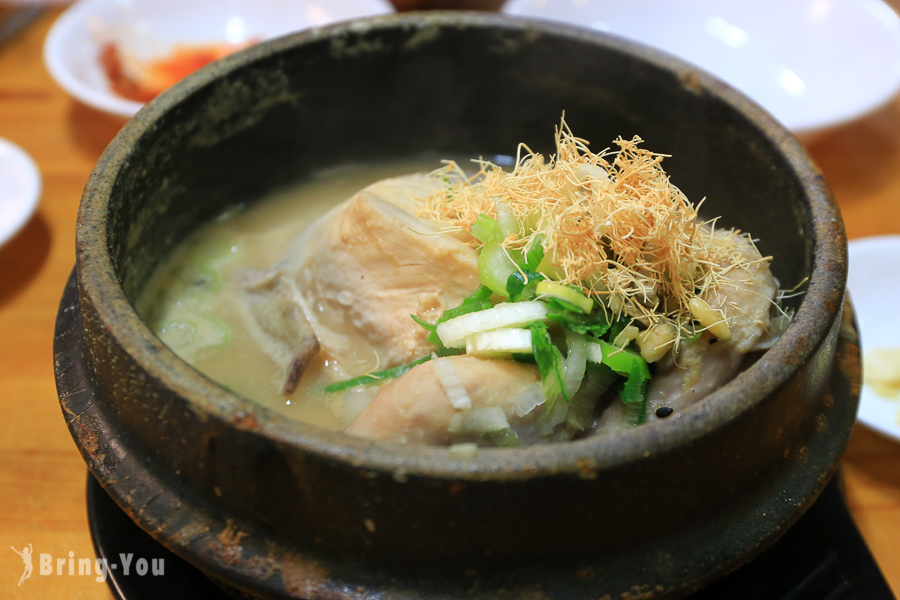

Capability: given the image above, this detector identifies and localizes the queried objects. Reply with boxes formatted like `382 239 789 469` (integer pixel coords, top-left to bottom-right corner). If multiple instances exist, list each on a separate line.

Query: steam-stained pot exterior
56 12 855 600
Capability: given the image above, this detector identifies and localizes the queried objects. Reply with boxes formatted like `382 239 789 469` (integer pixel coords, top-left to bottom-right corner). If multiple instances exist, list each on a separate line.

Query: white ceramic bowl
44 0 395 118
848 235 900 443
503 0 900 137
0 137 41 249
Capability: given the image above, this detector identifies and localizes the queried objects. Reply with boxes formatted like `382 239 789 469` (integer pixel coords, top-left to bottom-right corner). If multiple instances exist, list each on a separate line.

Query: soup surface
138 158 459 429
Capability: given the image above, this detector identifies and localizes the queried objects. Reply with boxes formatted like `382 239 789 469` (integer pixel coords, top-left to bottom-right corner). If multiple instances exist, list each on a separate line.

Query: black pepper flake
709 338 718 345
656 407 674 418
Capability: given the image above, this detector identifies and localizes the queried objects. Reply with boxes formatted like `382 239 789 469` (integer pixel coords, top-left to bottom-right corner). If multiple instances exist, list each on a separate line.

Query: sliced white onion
465 328 533 356
513 384 546 417
448 406 510 434
540 397 569 436
565 393 596 431
432 358 472 410
495 201 518 236
436 301 548 348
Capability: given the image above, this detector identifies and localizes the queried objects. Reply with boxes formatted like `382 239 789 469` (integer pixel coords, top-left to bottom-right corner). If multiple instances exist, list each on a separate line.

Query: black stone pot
55 12 856 600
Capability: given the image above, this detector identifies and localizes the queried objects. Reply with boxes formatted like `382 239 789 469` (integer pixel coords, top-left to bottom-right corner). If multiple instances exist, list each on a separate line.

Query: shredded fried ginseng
418 119 769 338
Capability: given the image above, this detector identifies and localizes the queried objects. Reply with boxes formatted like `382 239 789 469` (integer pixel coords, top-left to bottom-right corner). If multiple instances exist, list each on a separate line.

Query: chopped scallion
546 307 610 338
528 321 570 405
478 241 518 296
536 280 593 314
471 213 500 243
506 270 545 302
324 355 432 393
522 237 545 270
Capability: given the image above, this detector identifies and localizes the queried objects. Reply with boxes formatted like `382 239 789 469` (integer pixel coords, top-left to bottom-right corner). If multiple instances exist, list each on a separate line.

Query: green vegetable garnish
536 280 594 314
410 314 435 332
592 339 650 424
495 202 519 238
506 270 545 302
545 307 610 338
606 317 631 347
471 213 501 243
594 340 648 378
522 238 545 271
681 326 703 346
465 285 494 302
527 321 570 405
620 356 650 406
478 241 518 296
585 361 619 389
324 355 433 393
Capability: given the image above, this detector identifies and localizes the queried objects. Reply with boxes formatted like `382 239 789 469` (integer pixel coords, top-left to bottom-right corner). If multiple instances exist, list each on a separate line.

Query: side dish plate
848 235 900 443
0 137 41 249
43 0 395 118
503 0 900 138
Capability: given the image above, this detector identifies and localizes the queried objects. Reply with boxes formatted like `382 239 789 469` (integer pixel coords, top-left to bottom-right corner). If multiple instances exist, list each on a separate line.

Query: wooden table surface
0 5 898 599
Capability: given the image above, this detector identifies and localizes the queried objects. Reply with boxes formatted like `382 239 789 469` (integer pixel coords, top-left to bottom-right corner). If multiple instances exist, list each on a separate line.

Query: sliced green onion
620 355 650 405
436 301 548 348
585 361 620 389
621 400 647 426
471 214 500 243
506 270 545 302
681 326 703 346
465 285 494 303
324 355 432 393
197 314 231 346
607 317 631 347
546 307 610 338
536 252 566 280
536 280 593 314
495 202 519 237
410 314 436 332
528 321 569 405
437 299 494 323
522 237 545 270
590 340 650 422
478 241 518 296
592 339 648 379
